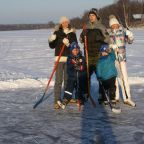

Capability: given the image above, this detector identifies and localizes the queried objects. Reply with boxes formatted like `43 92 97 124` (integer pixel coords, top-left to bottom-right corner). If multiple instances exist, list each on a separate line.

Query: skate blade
112 108 121 114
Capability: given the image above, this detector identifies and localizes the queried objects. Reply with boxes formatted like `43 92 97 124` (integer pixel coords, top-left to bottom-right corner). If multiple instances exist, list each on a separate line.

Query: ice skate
57 100 66 109
124 99 136 107
54 103 60 109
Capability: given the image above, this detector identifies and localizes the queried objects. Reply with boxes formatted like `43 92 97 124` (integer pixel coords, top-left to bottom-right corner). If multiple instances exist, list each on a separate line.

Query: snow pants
54 62 67 104
63 72 87 103
115 61 131 101
101 76 116 101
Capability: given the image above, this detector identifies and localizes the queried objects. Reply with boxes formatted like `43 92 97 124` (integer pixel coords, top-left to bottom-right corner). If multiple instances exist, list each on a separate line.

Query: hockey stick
122 0 130 30
33 44 66 109
99 80 121 114
83 24 96 108
76 71 81 111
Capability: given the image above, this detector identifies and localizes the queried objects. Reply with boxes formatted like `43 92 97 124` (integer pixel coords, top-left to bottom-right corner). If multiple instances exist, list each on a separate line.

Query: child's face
111 24 120 29
101 52 108 56
72 48 79 56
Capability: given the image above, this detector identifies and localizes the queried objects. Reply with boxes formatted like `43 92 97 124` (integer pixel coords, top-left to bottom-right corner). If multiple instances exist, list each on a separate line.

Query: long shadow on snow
81 75 118 144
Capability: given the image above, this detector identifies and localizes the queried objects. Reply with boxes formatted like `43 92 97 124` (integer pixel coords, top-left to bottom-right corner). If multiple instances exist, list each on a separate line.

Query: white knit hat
59 16 70 24
109 15 120 27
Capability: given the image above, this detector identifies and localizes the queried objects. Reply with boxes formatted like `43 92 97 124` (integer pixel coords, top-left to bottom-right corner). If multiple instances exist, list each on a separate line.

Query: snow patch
0 77 143 91
0 78 54 90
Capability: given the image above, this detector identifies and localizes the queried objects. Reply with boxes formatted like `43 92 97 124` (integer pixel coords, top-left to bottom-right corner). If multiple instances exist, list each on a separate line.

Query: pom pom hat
69 42 80 52
109 15 120 27
59 16 70 24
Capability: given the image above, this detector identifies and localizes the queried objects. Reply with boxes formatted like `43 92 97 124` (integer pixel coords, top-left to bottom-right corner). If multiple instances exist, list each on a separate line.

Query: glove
71 59 77 65
125 30 134 43
97 77 102 82
63 38 70 47
79 65 84 71
109 44 118 50
48 34 56 42
126 30 133 37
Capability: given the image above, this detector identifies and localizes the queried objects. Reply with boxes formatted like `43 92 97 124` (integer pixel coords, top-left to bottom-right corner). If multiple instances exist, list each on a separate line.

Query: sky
0 0 114 24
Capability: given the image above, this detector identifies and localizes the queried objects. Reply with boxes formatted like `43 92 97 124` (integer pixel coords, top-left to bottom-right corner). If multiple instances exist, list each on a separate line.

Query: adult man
80 8 110 77
80 8 110 101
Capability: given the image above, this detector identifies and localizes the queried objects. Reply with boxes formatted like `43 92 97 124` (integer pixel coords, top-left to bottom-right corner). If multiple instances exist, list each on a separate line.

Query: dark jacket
48 26 77 62
80 20 110 65
67 53 87 79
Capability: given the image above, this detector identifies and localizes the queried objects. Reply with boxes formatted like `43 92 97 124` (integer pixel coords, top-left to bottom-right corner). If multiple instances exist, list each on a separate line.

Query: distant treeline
70 0 144 28
0 0 144 31
0 22 55 31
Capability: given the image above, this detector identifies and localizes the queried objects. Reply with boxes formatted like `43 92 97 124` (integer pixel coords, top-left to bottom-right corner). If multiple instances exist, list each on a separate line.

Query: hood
54 25 76 34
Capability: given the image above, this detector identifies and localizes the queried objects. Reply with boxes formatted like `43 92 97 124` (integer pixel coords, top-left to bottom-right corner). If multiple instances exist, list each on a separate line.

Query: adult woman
48 16 77 109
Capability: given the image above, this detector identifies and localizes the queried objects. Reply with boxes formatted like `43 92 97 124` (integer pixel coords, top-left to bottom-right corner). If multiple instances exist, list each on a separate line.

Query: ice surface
0 29 144 144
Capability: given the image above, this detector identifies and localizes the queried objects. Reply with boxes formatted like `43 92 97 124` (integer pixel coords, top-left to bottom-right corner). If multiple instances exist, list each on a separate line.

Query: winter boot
111 99 117 105
57 101 66 109
57 99 69 109
70 99 77 103
54 103 60 109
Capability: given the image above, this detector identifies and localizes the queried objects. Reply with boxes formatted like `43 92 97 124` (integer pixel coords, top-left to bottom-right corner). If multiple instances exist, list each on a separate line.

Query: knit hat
88 8 100 19
109 15 120 27
70 42 80 52
59 16 70 24
100 44 109 52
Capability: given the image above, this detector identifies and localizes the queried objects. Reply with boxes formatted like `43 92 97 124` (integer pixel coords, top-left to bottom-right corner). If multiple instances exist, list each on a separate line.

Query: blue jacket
96 50 117 81
67 53 87 80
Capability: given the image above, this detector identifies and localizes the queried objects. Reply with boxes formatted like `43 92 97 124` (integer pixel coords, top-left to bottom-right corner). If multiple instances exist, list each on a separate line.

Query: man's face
89 14 97 23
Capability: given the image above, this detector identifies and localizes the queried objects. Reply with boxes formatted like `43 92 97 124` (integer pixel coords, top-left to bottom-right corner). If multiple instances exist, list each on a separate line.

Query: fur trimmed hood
54 25 76 34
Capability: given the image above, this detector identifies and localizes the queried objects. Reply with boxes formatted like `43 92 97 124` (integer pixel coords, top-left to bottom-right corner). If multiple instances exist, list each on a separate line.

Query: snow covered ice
0 29 144 144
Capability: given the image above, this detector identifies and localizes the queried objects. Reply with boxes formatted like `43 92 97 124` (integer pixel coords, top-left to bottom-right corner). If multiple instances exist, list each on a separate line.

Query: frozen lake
0 29 144 144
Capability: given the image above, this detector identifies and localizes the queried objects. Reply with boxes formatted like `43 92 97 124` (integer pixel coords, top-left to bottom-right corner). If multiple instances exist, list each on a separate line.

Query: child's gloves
48 34 56 42
126 30 134 42
97 77 102 82
79 65 84 71
71 59 77 64
63 38 70 47
109 44 118 50
126 30 133 38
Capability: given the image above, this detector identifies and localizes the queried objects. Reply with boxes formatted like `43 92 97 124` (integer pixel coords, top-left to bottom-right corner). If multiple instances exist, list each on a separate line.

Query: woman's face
89 14 97 23
61 21 69 29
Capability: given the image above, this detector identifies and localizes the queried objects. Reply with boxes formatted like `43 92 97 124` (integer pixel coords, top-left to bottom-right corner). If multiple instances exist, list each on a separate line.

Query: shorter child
96 44 117 105
57 42 87 109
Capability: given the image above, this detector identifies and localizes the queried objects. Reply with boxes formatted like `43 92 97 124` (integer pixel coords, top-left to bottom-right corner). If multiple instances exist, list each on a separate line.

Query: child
57 42 87 109
96 44 117 105
108 15 136 107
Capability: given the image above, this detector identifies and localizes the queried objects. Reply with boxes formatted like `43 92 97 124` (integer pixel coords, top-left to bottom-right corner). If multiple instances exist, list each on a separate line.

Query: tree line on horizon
0 0 143 31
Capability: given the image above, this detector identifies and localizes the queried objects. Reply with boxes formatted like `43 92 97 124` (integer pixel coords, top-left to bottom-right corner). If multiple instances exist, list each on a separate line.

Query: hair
59 24 71 30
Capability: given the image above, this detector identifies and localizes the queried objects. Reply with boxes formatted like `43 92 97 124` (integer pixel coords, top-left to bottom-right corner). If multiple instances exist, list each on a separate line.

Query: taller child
48 16 77 109
108 15 136 107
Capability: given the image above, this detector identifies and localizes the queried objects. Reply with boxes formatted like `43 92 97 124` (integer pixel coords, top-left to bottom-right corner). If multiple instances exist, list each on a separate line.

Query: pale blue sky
0 0 114 24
